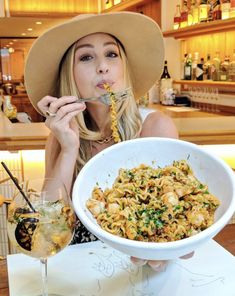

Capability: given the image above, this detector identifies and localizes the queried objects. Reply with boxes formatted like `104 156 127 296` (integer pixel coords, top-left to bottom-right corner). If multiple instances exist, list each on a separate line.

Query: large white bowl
72 138 235 260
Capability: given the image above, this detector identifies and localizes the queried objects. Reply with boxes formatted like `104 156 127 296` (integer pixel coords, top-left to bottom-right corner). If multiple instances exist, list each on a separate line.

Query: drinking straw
1 161 36 212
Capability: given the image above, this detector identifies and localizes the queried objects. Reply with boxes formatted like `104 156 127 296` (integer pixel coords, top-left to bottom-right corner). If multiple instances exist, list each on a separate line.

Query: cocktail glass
7 178 76 296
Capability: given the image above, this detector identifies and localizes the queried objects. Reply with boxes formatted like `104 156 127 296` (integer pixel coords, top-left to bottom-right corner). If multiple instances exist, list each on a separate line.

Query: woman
25 12 186 271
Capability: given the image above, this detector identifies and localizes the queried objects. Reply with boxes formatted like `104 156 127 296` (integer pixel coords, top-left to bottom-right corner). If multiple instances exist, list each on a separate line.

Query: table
0 224 235 296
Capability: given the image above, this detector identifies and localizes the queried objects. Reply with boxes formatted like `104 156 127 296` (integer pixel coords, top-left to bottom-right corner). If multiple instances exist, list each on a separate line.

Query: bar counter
149 104 235 145
0 112 49 150
1 105 235 151
0 224 234 296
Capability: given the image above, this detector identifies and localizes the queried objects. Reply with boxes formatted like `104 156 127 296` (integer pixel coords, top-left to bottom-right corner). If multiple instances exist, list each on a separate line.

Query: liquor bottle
188 1 194 25
192 52 199 80
3 95 17 119
207 0 214 21
221 0 231 19
203 54 212 80
199 0 209 22
212 0 222 20
230 0 235 17
196 58 204 80
161 60 171 79
228 49 235 82
180 0 189 28
184 53 192 80
160 61 174 105
181 53 188 79
211 51 221 81
192 0 200 24
220 56 230 81
174 4 182 29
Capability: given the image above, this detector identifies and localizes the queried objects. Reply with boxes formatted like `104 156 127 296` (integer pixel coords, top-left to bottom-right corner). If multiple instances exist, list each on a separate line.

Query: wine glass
7 178 76 296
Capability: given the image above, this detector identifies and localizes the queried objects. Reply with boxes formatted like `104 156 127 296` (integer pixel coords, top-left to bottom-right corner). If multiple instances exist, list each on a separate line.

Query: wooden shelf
102 0 150 12
163 17 235 39
173 80 235 93
174 80 235 88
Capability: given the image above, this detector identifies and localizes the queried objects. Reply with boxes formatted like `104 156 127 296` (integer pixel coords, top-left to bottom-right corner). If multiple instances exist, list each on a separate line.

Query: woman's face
73 33 125 99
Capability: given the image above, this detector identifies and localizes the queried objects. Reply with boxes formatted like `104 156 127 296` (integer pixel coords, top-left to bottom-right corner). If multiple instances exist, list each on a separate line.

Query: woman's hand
130 252 194 272
37 95 86 152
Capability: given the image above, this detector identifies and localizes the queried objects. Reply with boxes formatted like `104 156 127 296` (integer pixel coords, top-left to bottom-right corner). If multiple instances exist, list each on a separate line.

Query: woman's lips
96 80 113 89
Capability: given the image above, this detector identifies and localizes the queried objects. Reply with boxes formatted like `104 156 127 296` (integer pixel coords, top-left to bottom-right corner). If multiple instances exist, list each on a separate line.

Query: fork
78 87 132 106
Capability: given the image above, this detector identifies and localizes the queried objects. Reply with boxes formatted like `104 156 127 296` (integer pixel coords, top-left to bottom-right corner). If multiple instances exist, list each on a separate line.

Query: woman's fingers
147 260 169 272
37 95 86 118
130 257 147 266
43 100 86 125
55 101 86 120
131 252 194 273
37 95 58 115
180 251 194 259
130 257 168 272
46 96 79 114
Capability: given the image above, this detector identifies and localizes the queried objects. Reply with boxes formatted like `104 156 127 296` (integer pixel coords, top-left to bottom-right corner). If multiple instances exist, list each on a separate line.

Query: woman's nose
96 61 109 74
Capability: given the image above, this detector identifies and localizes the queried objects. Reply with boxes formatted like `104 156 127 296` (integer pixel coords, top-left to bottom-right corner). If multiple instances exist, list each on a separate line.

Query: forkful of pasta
78 87 132 106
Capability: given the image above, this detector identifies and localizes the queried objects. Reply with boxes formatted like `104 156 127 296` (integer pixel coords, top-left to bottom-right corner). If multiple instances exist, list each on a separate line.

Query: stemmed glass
6 178 76 296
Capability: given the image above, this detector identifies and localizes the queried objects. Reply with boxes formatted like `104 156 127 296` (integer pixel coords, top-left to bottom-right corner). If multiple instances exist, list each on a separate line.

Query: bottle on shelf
220 56 230 81
161 60 171 79
230 0 235 17
3 95 17 120
187 1 194 25
184 53 192 80
228 49 235 82
173 4 182 30
181 53 188 79
196 57 204 80
192 52 199 80
203 54 212 80
192 0 200 24
207 0 214 21
199 0 209 22
211 51 221 81
160 61 175 105
190 0 200 23
180 0 189 28
221 0 231 19
212 0 222 20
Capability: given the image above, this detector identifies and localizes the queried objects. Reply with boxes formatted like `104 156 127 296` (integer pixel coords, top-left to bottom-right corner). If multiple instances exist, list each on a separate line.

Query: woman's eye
79 54 93 62
106 51 119 58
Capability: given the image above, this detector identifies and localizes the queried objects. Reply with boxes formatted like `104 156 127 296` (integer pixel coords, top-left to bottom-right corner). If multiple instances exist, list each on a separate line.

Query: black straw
1 161 36 213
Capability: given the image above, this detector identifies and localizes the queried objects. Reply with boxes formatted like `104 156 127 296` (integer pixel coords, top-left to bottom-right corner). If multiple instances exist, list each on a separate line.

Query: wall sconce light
8 47 14 53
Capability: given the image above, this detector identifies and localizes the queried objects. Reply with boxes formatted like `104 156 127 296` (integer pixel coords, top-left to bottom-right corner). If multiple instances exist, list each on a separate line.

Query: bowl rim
73 138 235 250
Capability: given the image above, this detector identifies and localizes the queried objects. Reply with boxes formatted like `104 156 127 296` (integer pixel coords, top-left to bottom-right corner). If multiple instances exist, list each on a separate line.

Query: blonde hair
58 36 142 173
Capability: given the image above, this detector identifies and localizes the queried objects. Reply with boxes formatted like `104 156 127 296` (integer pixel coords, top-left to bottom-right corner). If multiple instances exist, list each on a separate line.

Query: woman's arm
140 110 178 139
37 95 86 193
45 133 78 193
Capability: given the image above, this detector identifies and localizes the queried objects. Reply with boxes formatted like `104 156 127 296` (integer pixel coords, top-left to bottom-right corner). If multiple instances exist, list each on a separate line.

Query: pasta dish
86 160 220 242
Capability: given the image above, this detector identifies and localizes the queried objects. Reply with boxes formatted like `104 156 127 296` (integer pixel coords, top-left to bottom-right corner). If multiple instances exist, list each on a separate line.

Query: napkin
7 239 235 296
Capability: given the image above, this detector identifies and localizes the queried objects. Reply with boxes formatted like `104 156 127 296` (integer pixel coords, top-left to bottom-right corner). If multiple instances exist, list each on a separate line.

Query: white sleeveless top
139 107 156 122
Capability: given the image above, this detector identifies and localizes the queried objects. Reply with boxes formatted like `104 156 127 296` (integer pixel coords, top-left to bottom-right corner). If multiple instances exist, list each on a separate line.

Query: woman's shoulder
140 110 178 139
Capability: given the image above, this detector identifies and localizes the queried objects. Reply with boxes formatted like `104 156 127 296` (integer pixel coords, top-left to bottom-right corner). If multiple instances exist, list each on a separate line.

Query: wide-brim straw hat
25 12 164 114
